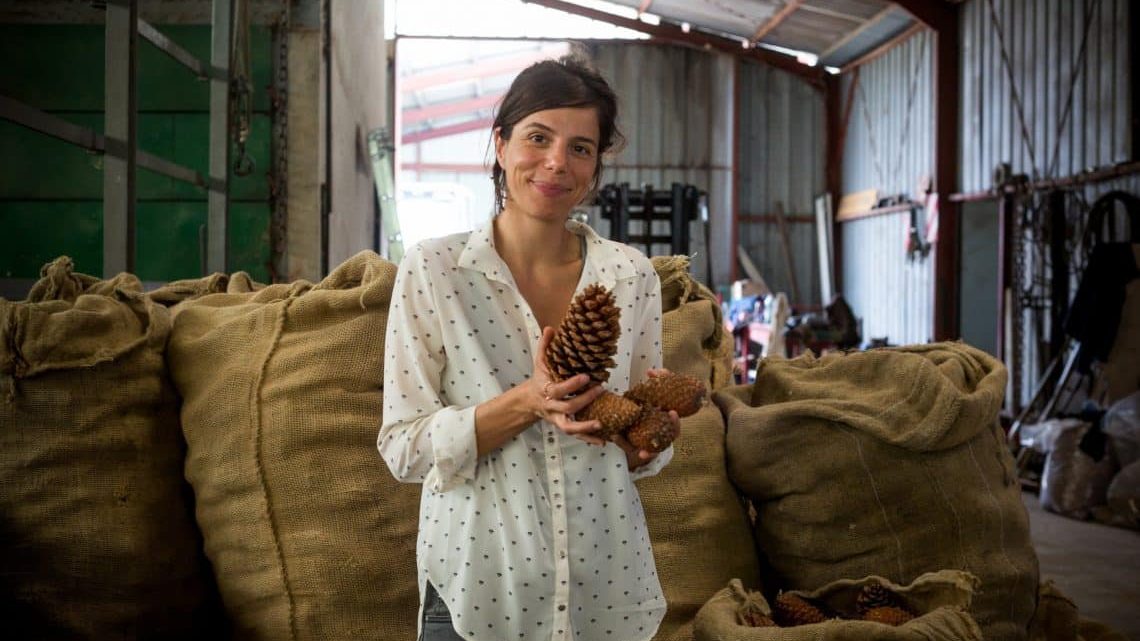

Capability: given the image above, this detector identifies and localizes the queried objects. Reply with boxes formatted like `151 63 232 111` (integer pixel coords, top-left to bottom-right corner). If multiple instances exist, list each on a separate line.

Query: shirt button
558 605 567 611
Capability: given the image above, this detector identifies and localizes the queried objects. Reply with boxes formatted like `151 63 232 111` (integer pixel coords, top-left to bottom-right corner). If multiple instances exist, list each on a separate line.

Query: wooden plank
819 6 894 60
752 0 805 43
840 22 925 74
773 201 801 303
836 188 878 219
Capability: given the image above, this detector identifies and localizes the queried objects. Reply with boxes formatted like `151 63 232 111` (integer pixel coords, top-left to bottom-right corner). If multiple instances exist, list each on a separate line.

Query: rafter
402 117 495 144
402 92 504 126
521 0 825 85
751 0 804 43
401 46 564 92
819 5 894 60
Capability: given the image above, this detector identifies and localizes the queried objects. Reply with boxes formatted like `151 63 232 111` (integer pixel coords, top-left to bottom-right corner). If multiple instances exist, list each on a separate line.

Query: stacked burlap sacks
714 342 1041 641
0 257 223 640
638 257 759 641
695 570 984 640
165 251 422 640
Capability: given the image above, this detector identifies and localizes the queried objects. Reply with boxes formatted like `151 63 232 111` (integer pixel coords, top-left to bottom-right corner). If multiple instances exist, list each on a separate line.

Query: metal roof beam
751 0 804 44
520 0 825 86
402 117 495 144
839 22 923 73
890 0 954 32
401 46 565 92
402 92 505 125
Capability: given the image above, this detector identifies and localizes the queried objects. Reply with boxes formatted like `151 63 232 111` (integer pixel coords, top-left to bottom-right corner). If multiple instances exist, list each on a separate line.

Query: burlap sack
639 257 759 641
167 251 420 641
715 342 1039 641
1 257 222 640
1027 581 1130 641
147 273 231 307
652 254 725 388
694 570 984 641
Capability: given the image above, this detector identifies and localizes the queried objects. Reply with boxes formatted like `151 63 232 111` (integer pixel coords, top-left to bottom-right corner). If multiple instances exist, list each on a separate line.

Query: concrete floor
1023 493 1140 640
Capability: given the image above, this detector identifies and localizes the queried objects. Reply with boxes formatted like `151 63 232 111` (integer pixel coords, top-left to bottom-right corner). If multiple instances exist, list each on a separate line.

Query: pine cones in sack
855 582 907 615
772 593 831 626
546 284 620 384
863 606 914 626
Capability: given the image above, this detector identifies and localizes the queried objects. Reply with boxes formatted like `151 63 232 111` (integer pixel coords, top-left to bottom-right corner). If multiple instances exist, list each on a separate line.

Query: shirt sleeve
378 243 479 493
626 263 673 481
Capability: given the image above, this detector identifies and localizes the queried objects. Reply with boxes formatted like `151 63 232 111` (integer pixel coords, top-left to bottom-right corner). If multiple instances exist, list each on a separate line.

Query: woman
379 55 678 641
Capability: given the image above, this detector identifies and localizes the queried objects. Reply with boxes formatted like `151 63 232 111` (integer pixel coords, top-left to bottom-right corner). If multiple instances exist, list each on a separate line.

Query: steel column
208 0 233 274
103 0 138 277
932 9 961 342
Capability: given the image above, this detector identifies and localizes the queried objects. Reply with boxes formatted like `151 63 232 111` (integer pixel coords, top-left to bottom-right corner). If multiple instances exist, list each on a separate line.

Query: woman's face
494 106 600 221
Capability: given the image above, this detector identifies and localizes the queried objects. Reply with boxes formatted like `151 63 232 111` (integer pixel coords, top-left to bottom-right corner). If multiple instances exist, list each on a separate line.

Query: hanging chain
230 0 255 177
267 10 289 282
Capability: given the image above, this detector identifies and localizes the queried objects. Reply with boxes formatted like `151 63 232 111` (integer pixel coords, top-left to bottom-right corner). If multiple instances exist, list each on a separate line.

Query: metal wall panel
960 0 1132 193
838 30 935 345
590 43 735 286
737 59 826 306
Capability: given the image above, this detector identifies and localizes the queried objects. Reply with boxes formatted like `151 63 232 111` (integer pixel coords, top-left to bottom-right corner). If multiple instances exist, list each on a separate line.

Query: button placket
542 424 572 639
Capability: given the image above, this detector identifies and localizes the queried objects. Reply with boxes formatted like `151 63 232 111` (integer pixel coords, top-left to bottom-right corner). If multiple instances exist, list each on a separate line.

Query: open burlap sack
652 255 727 389
715 342 1039 641
694 570 984 641
639 257 759 640
167 251 420 641
1 257 222 640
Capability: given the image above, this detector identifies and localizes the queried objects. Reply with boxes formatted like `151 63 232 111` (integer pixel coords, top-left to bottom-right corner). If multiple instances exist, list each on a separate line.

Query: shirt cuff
630 444 673 481
424 405 479 493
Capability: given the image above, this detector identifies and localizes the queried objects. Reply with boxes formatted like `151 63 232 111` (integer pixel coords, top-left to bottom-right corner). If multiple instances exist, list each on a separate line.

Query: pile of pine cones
740 582 916 628
546 284 706 452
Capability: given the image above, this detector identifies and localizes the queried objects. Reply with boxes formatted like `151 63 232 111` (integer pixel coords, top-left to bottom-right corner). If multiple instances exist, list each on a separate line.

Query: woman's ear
493 127 506 168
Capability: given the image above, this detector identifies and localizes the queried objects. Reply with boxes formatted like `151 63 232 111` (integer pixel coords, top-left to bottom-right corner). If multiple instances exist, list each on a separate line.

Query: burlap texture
714 342 1039 641
638 404 761 641
167 251 420 641
639 257 759 641
0 257 221 640
693 570 984 641
1028 581 1130 641
147 273 231 307
653 254 725 390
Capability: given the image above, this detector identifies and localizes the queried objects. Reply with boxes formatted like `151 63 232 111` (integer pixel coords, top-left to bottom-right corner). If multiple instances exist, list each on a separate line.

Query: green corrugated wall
0 24 273 283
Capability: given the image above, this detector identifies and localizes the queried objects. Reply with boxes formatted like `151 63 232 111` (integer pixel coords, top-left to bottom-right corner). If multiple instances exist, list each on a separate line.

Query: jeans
420 582 464 641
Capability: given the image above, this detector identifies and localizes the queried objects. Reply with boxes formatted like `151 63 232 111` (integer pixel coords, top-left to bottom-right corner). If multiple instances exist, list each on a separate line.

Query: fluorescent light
681 22 691 33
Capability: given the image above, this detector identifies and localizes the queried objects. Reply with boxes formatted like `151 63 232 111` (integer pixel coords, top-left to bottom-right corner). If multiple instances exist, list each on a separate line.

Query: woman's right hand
530 327 607 445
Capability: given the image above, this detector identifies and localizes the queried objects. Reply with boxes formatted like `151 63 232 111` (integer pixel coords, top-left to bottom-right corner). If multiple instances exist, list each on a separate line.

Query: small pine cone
772 593 829 627
624 407 679 453
625 372 707 418
546 284 621 385
855 583 907 615
578 391 643 440
863 606 914 626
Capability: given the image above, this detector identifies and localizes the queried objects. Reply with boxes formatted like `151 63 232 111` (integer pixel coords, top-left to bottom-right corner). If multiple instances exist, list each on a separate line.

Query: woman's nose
544 144 568 172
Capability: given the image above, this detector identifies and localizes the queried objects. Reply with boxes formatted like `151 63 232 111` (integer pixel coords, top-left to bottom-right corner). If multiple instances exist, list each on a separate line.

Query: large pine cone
546 283 620 385
772 593 830 627
625 372 707 418
855 583 907 615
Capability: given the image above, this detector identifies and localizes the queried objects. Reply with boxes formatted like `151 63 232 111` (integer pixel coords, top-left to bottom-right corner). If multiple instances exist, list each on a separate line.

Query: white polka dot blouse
379 219 671 641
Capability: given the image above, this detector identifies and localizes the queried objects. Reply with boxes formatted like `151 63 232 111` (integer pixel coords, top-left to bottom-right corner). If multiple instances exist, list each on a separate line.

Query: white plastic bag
1040 419 1118 519
1103 391 1140 467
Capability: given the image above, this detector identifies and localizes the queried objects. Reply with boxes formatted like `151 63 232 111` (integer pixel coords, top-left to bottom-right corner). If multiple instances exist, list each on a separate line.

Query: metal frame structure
0 0 233 278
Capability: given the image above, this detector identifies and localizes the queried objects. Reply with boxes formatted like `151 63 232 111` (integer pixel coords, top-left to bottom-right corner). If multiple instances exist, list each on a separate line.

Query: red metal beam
402 162 489 173
401 46 565 92
402 117 495 144
890 0 954 31
402 92 504 125
521 0 825 86
932 8 961 342
752 0 804 43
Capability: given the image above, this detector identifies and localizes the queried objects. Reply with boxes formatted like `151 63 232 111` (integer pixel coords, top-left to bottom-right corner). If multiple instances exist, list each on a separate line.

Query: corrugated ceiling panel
738 59 826 306
959 0 1131 193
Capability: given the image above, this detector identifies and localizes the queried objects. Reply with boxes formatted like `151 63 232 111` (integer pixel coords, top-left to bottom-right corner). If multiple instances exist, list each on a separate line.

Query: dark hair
491 54 624 213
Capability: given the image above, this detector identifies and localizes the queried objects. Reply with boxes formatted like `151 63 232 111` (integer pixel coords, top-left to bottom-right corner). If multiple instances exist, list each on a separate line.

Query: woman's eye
574 145 592 156
528 133 546 143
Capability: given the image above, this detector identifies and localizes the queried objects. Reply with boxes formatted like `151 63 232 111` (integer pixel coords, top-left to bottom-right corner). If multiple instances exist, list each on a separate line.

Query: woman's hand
530 327 607 445
612 368 681 471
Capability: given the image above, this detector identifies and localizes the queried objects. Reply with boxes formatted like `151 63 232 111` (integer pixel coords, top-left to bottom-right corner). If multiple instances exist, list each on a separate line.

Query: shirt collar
457 218 639 290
